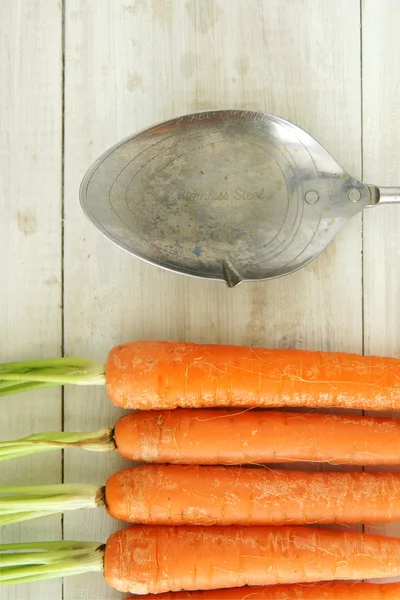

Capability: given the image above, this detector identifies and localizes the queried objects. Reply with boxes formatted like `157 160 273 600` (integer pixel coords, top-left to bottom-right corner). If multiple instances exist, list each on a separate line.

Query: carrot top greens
0 484 104 526
0 429 115 462
0 541 104 585
0 357 105 396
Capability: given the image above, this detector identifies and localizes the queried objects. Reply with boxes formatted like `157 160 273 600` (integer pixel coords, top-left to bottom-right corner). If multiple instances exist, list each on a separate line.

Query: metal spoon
80 109 399 287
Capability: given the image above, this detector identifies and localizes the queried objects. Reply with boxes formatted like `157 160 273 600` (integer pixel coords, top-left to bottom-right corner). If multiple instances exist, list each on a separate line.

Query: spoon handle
378 187 400 203
367 185 400 206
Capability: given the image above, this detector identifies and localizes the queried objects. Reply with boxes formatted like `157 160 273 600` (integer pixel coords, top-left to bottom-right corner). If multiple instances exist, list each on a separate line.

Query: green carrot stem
0 484 104 526
0 357 105 396
0 541 104 585
0 429 115 462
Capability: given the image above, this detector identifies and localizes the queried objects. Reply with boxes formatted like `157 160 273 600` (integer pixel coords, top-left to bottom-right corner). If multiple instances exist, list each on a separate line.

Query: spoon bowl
80 109 399 286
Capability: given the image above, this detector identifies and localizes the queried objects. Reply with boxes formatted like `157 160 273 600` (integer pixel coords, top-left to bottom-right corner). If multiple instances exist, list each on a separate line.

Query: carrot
123 582 400 599
5 465 400 527
3 408 400 466
2 341 400 411
113 408 400 466
104 525 400 592
104 466 400 526
3 525 400 593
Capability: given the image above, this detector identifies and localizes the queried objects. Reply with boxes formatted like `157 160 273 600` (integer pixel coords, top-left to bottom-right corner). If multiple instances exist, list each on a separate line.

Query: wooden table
1 1 400 598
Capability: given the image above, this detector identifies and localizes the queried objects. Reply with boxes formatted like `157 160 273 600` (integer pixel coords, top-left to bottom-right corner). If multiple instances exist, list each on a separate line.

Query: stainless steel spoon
80 109 399 287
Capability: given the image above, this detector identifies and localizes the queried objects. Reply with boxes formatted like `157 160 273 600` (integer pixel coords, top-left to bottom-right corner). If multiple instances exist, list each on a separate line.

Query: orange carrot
10 465 400 527
105 342 400 411
3 341 400 411
123 582 400 599
4 526 400 593
103 525 400 594
105 465 400 526
114 408 400 465
5 408 400 466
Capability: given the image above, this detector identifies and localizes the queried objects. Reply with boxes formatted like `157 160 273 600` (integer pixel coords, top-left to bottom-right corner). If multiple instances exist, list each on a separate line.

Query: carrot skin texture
114 408 400 466
124 582 400 599
106 341 400 411
105 465 400 526
104 525 400 594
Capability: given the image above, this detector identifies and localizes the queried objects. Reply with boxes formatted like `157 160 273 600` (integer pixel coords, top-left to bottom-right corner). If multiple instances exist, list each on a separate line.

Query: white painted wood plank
64 1 362 598
0 1 62 599
363 0 400 561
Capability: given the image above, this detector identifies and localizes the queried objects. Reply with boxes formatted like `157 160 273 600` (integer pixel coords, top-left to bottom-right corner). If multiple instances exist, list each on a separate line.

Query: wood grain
0 1 62 599
362 0 400 564
363 0 400 359
63 1 362 598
